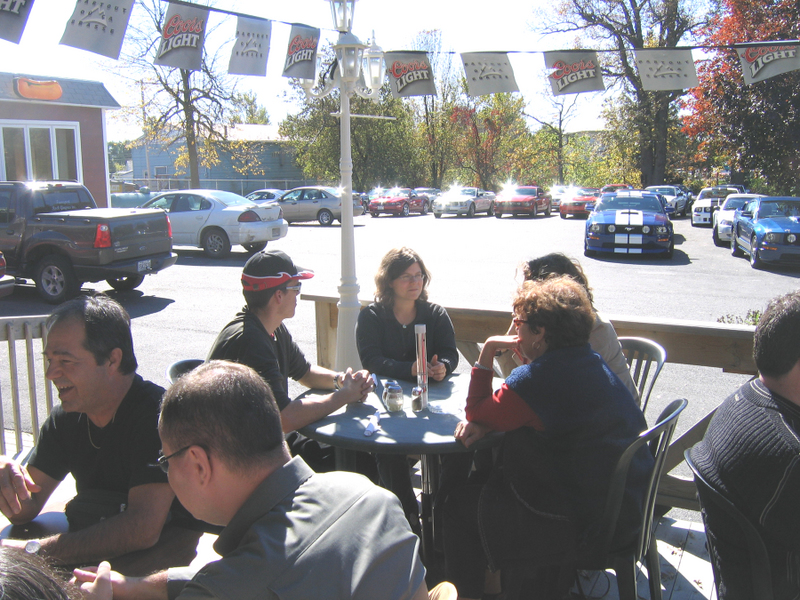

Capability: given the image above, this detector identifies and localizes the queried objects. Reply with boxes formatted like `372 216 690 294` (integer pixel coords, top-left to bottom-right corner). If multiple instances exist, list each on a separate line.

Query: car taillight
238 210 260 223
166 214 172 238
94 223 112 248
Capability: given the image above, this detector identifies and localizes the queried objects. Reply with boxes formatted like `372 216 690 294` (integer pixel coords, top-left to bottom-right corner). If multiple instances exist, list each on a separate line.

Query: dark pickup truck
0 181 177 303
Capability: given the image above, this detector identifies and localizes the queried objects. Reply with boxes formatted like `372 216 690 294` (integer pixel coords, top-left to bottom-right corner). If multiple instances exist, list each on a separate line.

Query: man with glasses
0 295 200 570
74 361 431 600
207 249 375 475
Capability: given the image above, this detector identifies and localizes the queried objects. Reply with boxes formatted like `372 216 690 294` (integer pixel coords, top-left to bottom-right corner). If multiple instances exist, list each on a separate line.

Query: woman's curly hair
512 276 595 351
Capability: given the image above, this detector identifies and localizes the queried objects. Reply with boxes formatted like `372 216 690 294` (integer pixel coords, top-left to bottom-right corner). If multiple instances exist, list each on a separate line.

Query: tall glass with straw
412 324 428 411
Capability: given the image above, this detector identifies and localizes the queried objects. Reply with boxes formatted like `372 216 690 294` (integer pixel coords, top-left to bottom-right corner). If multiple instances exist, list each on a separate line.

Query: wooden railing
302 294 757 510
0 316 53 458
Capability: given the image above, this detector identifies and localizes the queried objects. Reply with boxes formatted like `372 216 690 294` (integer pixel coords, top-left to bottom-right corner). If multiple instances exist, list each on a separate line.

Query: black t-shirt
29 375 168 494
207 308 311 410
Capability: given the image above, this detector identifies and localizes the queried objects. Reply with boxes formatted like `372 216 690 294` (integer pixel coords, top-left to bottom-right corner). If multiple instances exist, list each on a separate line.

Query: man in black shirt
208 250 376 474
0 295 196 569
691 291 800 599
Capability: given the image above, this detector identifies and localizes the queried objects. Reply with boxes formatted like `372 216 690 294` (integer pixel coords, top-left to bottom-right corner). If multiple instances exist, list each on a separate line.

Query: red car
559 188 601 219
0 251 15 298
494 185 552 218
369 188 430 217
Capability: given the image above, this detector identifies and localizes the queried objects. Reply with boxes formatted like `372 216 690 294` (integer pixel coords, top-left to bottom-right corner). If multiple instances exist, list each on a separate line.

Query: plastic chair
166 359 204 385
684 450 774 600
502 398 687 600
619 337 667 414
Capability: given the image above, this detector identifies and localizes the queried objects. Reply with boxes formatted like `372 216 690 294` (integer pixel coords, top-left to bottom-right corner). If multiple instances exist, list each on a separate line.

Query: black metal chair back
166 358 204 385
684 449 774 600
619 337 667 414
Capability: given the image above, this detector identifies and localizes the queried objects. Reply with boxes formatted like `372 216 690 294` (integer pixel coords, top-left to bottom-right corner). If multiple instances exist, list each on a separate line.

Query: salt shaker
382 380 404 412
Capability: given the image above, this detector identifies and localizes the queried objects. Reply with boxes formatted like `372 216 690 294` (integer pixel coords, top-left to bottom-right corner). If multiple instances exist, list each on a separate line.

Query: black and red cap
241 250 314 292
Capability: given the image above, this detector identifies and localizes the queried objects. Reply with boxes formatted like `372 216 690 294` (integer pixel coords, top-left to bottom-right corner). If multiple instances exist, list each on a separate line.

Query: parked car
246 188 285 204
414 187 441 202
644 185 689 217
712 194 764 246
0 251 14 298
141 189 287 258
110 187 158 208
559 187 601 219
432 187 495 218
269 186 363 225
692 186 739 227
730 196 800 269
494 185 552 218
0 181 177 303
584 191 674 258
369 187 430 217
548 185 574 210
601 183 634 194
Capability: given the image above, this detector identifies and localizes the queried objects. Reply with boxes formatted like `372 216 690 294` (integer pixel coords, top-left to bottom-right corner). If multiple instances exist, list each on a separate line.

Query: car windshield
595 196 663 212
460 188 478 196
388 189 410 197
322 187 340 197
647 187 676 195
210 191 255 207
577 188 599 197
722 198 747 210
514 187 537 195
759 201 800 218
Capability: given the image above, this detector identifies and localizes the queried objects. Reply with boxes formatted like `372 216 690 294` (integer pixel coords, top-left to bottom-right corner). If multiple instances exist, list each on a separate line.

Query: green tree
230 91 270 125
547 0 704 186
107 141 131 174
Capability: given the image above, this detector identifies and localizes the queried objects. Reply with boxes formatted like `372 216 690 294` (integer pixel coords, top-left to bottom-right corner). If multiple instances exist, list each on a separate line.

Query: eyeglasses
285 283 302 292
396 273 425 283
512 317 529 327
152 445 193 474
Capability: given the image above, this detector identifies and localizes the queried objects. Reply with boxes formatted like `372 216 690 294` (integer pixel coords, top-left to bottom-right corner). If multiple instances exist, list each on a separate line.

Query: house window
0 121 80 181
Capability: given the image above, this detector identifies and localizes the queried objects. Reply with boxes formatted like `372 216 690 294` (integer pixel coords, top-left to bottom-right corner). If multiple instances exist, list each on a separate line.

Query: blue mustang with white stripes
584 192 674 258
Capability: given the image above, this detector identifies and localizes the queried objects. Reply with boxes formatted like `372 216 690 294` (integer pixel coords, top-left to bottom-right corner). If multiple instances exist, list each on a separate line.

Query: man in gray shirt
75 361 428 600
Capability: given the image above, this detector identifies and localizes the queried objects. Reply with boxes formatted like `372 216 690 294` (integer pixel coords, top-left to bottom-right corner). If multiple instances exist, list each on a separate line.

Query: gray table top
298 373 499 455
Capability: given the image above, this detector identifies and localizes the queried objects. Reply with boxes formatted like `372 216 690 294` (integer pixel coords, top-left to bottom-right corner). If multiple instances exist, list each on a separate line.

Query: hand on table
0 458 41 518
73 562 114 600
454 421 492 448
339 368 374 403
428 355 447 381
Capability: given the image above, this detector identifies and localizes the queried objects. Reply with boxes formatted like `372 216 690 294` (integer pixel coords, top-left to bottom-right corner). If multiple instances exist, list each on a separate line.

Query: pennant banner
543 50 604 96
385 51 436 98
0 0 36 44
228 16 271 77
460 52 519 96
153 2 208 71
736 42 800 85
60 0 134 60
282 24 319 80
634 48 698 91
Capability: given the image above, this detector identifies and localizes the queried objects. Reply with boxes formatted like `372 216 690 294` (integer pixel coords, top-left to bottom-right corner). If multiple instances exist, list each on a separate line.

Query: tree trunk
181 69 200 189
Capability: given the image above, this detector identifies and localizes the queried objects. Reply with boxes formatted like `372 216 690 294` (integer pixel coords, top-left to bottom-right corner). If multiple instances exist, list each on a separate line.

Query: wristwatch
25 540 42 555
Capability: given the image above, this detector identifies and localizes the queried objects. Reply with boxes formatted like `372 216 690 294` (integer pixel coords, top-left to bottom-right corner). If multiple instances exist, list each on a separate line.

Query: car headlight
642 225 651 234
788 233 798 243
765 233 781 243
606 224 615 233
655 226 668 234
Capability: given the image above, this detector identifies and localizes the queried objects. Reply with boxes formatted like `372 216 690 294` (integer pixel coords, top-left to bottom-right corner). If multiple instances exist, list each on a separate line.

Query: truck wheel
35 255 80 304
106 275 145 291
243 242 267 254
202 228 231 258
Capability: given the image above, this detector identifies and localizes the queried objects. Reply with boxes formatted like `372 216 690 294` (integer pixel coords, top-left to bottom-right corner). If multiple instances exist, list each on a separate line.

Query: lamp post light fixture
299 0 384 371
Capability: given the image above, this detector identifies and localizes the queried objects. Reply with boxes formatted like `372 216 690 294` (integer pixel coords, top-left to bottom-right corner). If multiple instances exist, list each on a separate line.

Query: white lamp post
300 0 384 371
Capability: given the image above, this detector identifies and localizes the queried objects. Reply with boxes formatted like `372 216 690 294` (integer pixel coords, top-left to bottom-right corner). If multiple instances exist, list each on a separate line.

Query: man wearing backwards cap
208 249 376 474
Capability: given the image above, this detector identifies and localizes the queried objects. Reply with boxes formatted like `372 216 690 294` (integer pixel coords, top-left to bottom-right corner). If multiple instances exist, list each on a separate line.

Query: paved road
2 210 798 502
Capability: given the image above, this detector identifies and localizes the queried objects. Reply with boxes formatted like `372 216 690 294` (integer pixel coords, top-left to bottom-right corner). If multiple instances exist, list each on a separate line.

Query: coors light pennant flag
634 48 698 91
0 0 36 44
60 0 135 60
736 42 800 85
228 16 271 77
543 50 604 96
154 2 208 71
282 24 319 80
460 52 519 96
385 51 436 98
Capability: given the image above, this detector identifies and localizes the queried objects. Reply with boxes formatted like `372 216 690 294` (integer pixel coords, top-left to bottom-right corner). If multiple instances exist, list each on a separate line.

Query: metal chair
503 398 687 600
619 337 667 414
684 449 774 600
166 359 204 385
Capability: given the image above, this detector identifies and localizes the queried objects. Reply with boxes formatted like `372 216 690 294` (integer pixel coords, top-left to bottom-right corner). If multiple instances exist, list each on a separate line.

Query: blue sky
1 0 608 140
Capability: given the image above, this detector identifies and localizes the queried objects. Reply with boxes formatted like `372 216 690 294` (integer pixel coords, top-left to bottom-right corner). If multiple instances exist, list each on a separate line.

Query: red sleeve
465 367 543 432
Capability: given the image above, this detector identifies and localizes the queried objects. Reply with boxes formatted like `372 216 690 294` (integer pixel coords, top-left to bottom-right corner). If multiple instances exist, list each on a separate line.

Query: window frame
0 120 82 182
